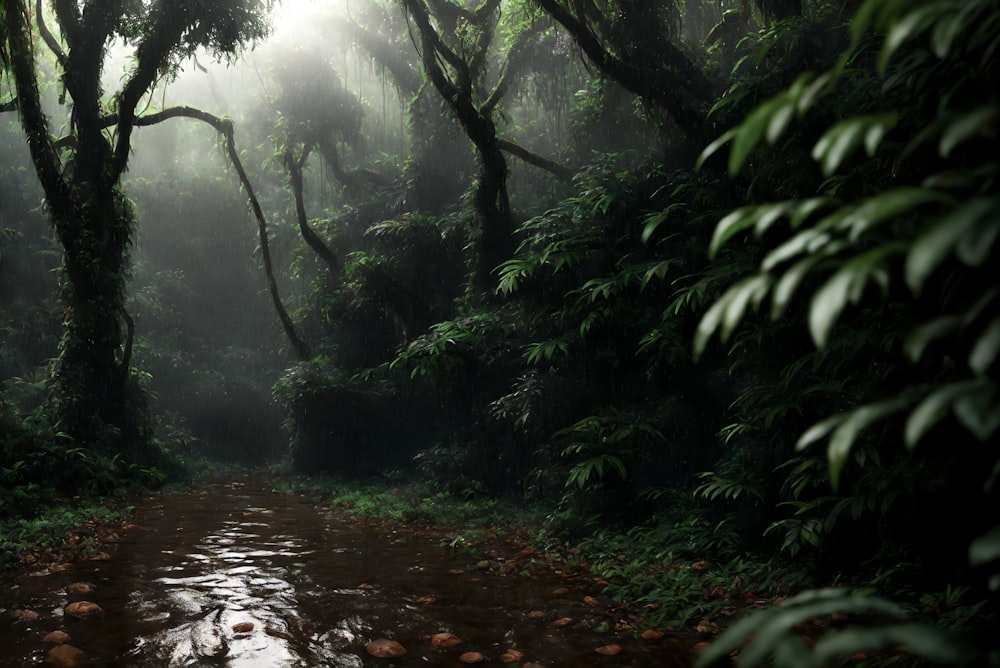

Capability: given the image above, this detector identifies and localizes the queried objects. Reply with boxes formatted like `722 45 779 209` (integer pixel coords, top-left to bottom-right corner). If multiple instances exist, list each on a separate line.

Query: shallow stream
1 478 692 666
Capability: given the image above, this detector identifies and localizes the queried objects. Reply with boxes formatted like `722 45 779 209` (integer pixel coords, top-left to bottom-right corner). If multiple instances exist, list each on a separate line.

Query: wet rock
641 629 664 640
430 632 462 648
43 630 71 644
552 617 573 627
459 651 485 663
415 594 437 604
366 638 407 658
582 595 599 607
11 609 40 621
594 643 622 655
192 623 228 659
44 644 86 667
550 587 570 596
526 610 546 619
499 648 524 663
232 622 254 633
67 582 92 595
64 601 102 618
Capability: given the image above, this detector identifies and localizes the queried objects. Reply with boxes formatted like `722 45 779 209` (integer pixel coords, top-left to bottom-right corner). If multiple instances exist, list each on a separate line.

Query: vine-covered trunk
49 186 146 450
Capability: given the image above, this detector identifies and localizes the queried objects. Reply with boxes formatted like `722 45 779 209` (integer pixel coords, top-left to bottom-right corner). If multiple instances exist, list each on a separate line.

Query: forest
1 0 998 665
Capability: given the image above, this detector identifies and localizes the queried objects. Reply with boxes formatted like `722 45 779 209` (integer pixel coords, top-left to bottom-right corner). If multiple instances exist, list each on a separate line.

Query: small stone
594 643 622 655
67 583 92 595
64 601 102 619
12 609 40 621
232 622 254 633
475 560 491 570
430 632 462 648
499 649 524 663
526 610 546 619
550 587 570 596
366 638 407 658
459 651 485 663
640 629 664 640
583 595 599 607
552 617 573 627
415 594 437 604
43 630 71 644
44 644 86 667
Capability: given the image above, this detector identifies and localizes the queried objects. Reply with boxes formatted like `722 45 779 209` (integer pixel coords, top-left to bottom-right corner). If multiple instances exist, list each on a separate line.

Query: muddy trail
1 477 695 667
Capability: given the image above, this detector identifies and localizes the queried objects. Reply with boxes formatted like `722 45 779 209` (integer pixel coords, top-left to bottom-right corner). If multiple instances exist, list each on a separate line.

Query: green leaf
969 525 1000 567
954 381 1000 440
796 414 846 451
845 187 945 241
904 315 962 362
906 197 993 294
905 380 983 448
693 274 772 359
730 101 777 175
809 245 904 348
940 106 998 157
721 274 773 342
970 317 1000 374
766 98 796 144
709 206 760 258
879 4 943 72
696 128 735 171
812 623 973 665
771 253 825 321
825 399 907 489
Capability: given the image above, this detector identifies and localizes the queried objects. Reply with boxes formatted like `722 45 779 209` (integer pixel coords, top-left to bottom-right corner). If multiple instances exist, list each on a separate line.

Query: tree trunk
51 194 142 448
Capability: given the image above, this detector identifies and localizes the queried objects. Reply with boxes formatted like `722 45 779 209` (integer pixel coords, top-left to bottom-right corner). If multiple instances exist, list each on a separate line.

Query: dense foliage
3 0 997 664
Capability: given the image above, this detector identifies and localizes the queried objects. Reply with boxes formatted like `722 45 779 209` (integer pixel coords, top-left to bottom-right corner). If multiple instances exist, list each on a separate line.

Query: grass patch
0 499 134 571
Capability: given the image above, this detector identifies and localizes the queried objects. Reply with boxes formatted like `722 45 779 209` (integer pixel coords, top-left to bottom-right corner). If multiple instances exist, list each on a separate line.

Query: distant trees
0 0 273 451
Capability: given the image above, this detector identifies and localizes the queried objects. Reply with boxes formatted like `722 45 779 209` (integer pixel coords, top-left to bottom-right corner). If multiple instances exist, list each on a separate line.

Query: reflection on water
1 479 692 667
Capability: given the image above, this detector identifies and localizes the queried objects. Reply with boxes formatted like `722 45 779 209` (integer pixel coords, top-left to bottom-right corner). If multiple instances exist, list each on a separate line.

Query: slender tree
0 0 273 451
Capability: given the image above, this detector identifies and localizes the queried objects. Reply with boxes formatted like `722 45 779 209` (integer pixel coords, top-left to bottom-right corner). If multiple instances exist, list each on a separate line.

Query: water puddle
1 478 692 666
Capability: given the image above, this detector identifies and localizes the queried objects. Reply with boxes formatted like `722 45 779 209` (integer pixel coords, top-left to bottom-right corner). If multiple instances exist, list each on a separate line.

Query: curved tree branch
35 0 67 64
497 138 572 181
285 141 340 278
1 97 18 113
534 0 713 143
100 105 313 360
2 0 71 212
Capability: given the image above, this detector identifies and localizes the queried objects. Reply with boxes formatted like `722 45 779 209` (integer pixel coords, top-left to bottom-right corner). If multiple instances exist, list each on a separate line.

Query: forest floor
1 472 713 666
3 470 977 666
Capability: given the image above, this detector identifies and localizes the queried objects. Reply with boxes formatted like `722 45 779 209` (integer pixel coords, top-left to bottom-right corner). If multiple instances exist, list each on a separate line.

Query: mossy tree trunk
2 0 271 452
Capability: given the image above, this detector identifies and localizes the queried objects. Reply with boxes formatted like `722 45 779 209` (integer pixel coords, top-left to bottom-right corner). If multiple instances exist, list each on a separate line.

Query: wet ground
0 478 694 667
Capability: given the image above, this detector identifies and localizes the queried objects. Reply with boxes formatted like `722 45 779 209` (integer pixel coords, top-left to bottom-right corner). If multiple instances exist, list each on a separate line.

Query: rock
552 617 573 627
459 651 485 663
550 587 570 596
526 610 546 619
232 622 254 633
44 644 86 667
641 629 664 640
430 632 462 648
67 583 92 595
11 609 40 621
499 648 524 663
415 594 437 604
594 643 622 656
64 601 102 619
366 638 407 658
582 595 599 607
43 630 71 644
